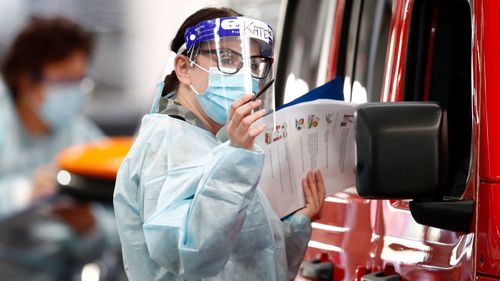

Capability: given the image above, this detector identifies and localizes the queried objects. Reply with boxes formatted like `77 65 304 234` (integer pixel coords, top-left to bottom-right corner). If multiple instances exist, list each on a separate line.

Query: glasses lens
251 57 271 79
218 50 243 74
199 49 272 78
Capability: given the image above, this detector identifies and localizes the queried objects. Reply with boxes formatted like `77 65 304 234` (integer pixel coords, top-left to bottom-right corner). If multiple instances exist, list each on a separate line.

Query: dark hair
162 7 242 95
1 16 93 100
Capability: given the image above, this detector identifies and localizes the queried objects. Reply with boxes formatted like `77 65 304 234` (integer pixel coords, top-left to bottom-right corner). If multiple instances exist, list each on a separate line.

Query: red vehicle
274 0 499 280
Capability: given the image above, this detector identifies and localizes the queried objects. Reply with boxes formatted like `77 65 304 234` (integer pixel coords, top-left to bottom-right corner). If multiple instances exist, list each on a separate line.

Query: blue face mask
190 66 259 125
40 83 85 130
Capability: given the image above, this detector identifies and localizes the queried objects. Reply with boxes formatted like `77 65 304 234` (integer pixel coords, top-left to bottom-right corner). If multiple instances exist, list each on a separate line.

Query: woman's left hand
297 170 325 222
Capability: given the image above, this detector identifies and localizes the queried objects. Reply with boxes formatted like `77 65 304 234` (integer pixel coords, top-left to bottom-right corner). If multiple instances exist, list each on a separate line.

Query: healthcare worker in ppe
0 17 103 216
114 7 326 281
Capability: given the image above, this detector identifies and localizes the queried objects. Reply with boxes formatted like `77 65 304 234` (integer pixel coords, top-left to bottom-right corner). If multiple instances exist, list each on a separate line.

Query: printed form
256 99 357 218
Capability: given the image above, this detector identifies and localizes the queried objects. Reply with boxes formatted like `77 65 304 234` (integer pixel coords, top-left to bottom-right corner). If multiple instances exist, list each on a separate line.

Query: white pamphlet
256 99 357 218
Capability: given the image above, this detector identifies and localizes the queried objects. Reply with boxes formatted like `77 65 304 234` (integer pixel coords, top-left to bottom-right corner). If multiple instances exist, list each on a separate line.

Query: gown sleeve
141 139 265 280
282 213 312 279
0 89 34 217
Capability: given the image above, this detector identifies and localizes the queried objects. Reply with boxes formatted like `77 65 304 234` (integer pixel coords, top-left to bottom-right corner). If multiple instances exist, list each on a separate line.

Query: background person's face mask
190 64 258 125
39 83 85 130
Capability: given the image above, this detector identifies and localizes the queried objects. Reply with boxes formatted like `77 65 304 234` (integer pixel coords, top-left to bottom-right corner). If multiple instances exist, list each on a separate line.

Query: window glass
403 0 472 197
344 0 393 103
275 0 335 106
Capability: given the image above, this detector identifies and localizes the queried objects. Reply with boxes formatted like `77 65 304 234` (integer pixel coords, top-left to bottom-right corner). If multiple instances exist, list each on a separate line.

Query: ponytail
162 70 178 96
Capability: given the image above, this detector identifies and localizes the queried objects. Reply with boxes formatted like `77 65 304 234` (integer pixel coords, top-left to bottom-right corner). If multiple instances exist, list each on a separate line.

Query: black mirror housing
356 102 444 199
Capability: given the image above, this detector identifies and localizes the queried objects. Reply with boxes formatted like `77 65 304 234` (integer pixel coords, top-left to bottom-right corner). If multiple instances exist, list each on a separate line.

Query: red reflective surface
327 0 347 80
300 189 476 280
380 0 413 102
477 184 500 277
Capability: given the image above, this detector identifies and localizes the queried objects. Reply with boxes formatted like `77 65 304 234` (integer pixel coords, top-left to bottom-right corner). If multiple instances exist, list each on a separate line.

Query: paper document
256 99 356 218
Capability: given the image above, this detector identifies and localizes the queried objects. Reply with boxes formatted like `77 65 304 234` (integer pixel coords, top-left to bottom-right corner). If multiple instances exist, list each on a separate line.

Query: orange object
58 137 133 180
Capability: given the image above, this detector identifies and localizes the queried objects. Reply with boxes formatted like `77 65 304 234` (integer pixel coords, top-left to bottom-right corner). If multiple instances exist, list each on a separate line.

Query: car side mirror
355 102 445 200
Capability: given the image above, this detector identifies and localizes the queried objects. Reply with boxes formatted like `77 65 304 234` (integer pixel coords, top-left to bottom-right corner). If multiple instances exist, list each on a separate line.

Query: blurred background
0 0 282 136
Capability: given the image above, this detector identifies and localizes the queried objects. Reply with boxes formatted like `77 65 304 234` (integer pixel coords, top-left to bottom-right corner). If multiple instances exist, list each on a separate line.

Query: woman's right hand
227 94 267 150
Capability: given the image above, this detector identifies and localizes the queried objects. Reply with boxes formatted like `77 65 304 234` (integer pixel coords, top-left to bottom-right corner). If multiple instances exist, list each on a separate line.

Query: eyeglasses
197 49 273 79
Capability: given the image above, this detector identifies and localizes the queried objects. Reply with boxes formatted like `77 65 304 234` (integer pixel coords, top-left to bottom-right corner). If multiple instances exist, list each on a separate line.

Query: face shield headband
177 16 274 58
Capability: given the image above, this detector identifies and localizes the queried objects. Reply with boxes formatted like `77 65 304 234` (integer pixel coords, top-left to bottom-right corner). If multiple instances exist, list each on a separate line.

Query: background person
114 7 325 280
0 17 104 216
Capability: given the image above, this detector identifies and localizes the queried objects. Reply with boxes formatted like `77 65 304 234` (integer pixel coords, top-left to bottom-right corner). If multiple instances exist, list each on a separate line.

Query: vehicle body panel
478 0 500 181
476 0 500 276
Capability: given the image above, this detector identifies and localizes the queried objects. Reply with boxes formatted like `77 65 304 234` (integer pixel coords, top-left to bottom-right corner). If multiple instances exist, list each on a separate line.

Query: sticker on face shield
239 18 273 46
219 18 273 45
220 18 240 30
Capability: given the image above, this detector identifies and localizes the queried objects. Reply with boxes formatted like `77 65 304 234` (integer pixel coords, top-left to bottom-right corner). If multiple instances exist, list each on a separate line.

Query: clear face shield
180 17 275 125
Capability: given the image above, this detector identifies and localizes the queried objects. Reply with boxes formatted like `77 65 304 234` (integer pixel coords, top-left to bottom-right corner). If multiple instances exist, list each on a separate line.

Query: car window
275 0 336 106
403 0 472 197
343 0 393 103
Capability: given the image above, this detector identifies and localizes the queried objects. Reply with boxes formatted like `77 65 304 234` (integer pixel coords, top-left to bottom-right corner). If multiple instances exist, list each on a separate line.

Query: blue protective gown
113 99 312 280
0 80 103 216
